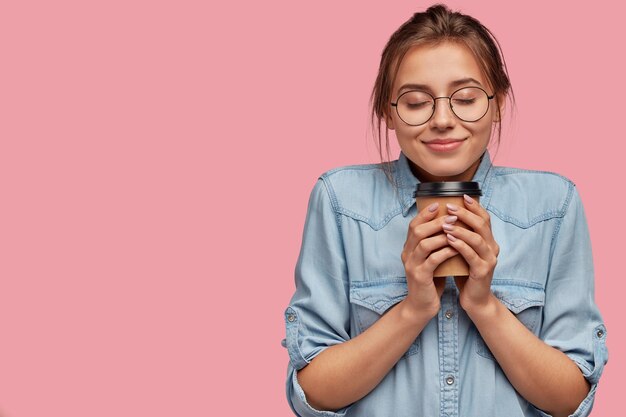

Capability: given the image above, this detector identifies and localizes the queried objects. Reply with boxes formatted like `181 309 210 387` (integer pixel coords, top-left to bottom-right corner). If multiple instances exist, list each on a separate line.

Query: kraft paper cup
414 181 482 277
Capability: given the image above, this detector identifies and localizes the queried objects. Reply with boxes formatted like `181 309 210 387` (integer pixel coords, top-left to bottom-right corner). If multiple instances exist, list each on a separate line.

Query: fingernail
444 215 457 224
427 202 439 212
446 203 459 211
447 233 457 242
463 194 474 204
442 223 454 231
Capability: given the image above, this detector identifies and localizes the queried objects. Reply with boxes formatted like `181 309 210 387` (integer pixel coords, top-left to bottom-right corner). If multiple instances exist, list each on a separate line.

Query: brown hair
370 4 514 183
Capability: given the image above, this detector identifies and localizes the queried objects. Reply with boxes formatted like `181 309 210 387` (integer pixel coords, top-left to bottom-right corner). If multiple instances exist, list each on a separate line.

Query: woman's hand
442 194 500 313
401 202 460 319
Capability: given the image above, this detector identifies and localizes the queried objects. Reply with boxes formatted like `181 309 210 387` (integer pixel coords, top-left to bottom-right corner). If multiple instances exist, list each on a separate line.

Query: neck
410 156 483 183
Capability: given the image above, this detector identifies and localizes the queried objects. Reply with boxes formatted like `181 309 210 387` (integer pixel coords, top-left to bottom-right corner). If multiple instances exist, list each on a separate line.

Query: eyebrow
397 77 484 95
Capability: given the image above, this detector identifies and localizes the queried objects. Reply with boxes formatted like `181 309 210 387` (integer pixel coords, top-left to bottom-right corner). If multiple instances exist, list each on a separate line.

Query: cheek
395 125 428 142
476 120 494 138
470 109 498 136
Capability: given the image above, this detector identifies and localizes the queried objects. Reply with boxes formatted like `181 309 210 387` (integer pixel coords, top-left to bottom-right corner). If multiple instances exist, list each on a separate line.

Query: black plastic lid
413 181 482 198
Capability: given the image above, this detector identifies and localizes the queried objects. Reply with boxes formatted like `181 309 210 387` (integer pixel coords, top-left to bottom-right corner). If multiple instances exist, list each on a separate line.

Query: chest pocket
475 280 546 360
349 278 420 358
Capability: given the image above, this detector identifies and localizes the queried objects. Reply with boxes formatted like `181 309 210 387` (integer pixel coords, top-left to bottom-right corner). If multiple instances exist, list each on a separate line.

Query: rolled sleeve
286 363 352 417
283 178 353 416
533 185 609 417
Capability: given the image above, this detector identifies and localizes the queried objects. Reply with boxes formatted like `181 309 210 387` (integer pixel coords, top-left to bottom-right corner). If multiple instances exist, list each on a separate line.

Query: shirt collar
395 150 493 216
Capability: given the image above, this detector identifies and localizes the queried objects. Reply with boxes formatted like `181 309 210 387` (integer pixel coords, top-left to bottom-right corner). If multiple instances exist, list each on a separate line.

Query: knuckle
423 256 437 270
428 250 441 263
445 249 457 259
413 265 426 278
424 258 439 273
475 266 487 278
434 248 451 263
467 251 479 263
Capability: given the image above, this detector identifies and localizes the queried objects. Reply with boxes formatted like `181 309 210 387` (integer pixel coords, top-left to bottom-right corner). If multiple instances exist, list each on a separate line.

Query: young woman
282 5 608 417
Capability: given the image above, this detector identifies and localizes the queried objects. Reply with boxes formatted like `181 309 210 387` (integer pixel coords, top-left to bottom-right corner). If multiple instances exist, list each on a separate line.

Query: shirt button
445 310 454 319
287 314 296 323
446 376 455 385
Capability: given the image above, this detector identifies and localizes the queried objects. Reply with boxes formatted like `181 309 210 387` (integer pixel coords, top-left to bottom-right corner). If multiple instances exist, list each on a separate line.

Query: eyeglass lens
395 87 490 126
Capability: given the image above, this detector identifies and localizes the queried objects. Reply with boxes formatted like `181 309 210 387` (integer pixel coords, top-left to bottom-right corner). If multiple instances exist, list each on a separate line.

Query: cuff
286 363 353 417
531 383 597 417
532 324 608 417
285 307 309 370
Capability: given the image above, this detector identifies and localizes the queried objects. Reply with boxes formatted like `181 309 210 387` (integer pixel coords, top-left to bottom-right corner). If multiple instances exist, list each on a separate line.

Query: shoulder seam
318 176 343 235
322 163 387 178
547 182 577 268
494 166 576 186
319 163 403 231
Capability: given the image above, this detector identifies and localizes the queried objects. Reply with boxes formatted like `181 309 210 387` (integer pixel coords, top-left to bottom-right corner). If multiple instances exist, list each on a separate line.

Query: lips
423 138 465 144
422 138 466 152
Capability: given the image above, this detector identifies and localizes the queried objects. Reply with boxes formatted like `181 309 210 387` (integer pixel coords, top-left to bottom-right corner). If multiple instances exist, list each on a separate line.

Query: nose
429 97 456 129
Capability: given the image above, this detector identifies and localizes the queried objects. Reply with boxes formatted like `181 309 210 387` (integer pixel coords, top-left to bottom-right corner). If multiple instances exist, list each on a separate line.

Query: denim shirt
283 151 608 417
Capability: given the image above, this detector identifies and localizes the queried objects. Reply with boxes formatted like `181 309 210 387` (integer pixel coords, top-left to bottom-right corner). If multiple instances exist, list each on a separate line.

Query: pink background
0 1 622 416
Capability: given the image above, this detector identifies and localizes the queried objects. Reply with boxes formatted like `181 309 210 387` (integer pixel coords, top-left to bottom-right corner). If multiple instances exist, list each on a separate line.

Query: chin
430 171 466 179
423 164 469 178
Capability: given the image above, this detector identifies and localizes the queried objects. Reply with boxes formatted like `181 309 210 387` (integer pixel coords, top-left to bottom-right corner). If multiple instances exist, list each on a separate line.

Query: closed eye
452 98 476 106
406 101 431 109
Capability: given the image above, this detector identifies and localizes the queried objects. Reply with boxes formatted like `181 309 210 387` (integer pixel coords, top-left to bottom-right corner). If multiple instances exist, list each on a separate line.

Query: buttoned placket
438 277 459 417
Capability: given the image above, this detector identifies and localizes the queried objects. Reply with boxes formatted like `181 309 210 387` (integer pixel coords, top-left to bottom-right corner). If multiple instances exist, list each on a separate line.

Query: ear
385 110 395 130
493 94 506 123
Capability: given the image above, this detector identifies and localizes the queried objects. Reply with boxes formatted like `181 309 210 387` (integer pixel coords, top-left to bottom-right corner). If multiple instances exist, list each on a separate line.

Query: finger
422 246 459 274
405 214 457 255
445 202 493 243
442 224 494 261
410 233 450 265
404 233 449 266
404 204 449 252
461 194 490 223
445 232 484 272
408 202 440 232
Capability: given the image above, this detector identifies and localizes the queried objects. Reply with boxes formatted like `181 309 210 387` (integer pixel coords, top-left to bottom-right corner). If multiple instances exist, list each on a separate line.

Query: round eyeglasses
390 86 495 126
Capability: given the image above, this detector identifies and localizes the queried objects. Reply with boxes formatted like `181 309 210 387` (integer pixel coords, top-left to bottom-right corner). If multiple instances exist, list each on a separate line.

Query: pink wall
0 1 622 416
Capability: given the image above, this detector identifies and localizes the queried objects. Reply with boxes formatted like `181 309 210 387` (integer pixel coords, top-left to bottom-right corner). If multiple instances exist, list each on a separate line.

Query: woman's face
388 42 499 182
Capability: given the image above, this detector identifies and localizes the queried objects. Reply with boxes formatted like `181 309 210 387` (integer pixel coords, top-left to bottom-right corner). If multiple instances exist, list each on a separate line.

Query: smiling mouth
422 138 465 144
422 139 466 152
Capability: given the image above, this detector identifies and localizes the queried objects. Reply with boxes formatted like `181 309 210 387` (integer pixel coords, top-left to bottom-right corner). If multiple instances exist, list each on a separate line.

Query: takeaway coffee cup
414 182 482 277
